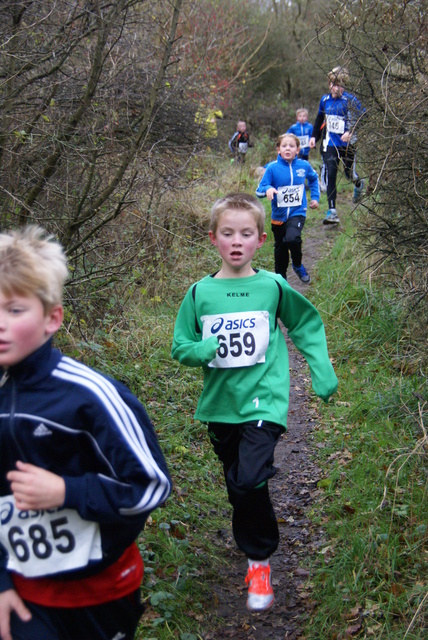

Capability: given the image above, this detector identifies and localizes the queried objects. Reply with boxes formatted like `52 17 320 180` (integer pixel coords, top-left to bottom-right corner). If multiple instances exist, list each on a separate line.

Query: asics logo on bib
0 502 62 524
210 316 257 334
0 501 14 525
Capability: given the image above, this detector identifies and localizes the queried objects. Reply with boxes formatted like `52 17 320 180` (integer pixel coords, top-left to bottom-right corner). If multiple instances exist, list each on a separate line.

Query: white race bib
276 184 304 208
326 115 345 134
238 142 248 153
202 311 270 368
0 495 102 577
298 135 309 148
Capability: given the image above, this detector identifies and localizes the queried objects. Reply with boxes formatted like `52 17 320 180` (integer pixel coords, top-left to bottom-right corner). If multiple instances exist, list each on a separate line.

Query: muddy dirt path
201 220 339 639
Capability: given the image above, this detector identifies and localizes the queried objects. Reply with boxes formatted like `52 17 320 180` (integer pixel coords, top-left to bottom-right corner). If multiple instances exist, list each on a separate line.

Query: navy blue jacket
256 155 320 222
0 340 171 592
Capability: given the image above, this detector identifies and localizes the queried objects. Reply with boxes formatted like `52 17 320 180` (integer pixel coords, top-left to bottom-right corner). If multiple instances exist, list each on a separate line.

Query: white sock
248 558 270 568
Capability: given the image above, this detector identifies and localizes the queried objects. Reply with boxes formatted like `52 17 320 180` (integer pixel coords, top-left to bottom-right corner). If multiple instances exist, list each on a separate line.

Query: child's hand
341 131 352 143
309 137 316 148
7 461 66 511
309 200 319 209
0 589 31 640
266 187 278 201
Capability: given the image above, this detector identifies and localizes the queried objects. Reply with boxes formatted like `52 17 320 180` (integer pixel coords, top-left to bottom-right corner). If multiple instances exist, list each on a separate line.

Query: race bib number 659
202 310 270 368
0 495 102 578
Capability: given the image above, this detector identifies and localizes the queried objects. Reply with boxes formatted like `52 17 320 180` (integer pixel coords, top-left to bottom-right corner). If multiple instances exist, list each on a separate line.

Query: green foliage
305 205 427 639
307 0 428 368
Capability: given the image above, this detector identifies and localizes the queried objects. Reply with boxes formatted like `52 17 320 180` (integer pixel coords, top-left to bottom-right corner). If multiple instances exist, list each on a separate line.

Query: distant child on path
256 133 320 284
0 227 171 640
309 66 365 225
171 193 338 612
228 120 251 164
286 108 313 161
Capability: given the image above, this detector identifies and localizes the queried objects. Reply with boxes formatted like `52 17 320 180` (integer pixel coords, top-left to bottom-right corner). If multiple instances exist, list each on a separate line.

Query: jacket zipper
4 374 27 462
0 370 9 387
287 160 294 220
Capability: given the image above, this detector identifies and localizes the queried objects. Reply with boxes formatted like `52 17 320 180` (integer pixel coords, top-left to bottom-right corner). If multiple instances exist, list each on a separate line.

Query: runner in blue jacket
310 66 366 224
286 108 313 161
256 133 319 284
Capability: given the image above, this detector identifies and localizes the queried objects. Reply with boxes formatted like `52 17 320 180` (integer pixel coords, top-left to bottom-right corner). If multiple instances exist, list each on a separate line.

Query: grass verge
304 205 427 639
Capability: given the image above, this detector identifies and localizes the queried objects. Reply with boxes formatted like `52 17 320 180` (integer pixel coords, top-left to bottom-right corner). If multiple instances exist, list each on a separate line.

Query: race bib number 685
0 495 102 578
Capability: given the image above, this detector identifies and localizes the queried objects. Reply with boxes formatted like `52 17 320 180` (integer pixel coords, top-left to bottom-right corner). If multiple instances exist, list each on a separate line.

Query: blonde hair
276 133 300 149
210 193 265 237
296 108 308 118
0 226 68 311
328 66 349 87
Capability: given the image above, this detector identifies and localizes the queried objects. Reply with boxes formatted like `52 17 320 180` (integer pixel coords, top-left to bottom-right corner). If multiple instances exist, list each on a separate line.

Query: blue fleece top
256 155 320 222
312 91 365 148
286 122 313 156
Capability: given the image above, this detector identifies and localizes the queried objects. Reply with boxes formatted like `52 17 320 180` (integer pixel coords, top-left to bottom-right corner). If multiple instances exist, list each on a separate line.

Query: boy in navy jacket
0 226 171 640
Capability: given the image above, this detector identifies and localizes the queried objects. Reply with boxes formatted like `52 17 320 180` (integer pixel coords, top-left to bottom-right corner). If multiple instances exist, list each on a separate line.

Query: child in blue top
256 133 319 284
286 108 313 161
309 66 365 224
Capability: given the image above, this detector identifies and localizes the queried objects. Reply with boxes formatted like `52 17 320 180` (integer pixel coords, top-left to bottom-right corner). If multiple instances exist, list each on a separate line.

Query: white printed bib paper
326 115 345 134
0 495 102 577
238 142 248 153
201 310 270 368
298 135 309 148
276 184 304 208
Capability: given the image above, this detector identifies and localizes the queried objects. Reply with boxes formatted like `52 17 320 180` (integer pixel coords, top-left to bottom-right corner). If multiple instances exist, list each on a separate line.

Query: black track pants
271 215 306 279
325 145 360 210
10 589 144 640
208 420 284 560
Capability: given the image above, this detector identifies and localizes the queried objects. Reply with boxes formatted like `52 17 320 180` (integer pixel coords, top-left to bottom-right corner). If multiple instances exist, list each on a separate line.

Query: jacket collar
277 154 297 166
1 339 62 386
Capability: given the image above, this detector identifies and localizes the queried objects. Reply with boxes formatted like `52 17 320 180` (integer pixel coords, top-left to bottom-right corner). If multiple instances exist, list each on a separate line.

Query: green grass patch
305 204 427 639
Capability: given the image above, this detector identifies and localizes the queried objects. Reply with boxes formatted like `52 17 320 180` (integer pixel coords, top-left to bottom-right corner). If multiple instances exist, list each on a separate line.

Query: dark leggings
10 589 143 640
208 420 284 560
325 145 361 209
271 215 305 279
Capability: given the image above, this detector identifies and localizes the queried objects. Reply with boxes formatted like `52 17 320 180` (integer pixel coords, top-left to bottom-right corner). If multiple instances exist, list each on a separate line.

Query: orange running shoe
245 563 274 612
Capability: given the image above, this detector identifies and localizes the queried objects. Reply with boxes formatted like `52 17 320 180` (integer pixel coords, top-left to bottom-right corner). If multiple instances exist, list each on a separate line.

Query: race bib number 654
202 310 270 368
276 184 304 208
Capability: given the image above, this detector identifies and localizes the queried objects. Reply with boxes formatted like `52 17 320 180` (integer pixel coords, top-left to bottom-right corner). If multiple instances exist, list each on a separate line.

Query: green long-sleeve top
171 269 338 428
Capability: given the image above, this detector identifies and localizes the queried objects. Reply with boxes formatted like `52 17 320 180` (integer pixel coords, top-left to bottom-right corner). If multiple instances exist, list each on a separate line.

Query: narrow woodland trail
201 219 339 639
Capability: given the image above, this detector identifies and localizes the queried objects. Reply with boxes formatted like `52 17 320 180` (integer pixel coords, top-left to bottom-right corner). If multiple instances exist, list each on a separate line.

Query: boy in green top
171 193 338 612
